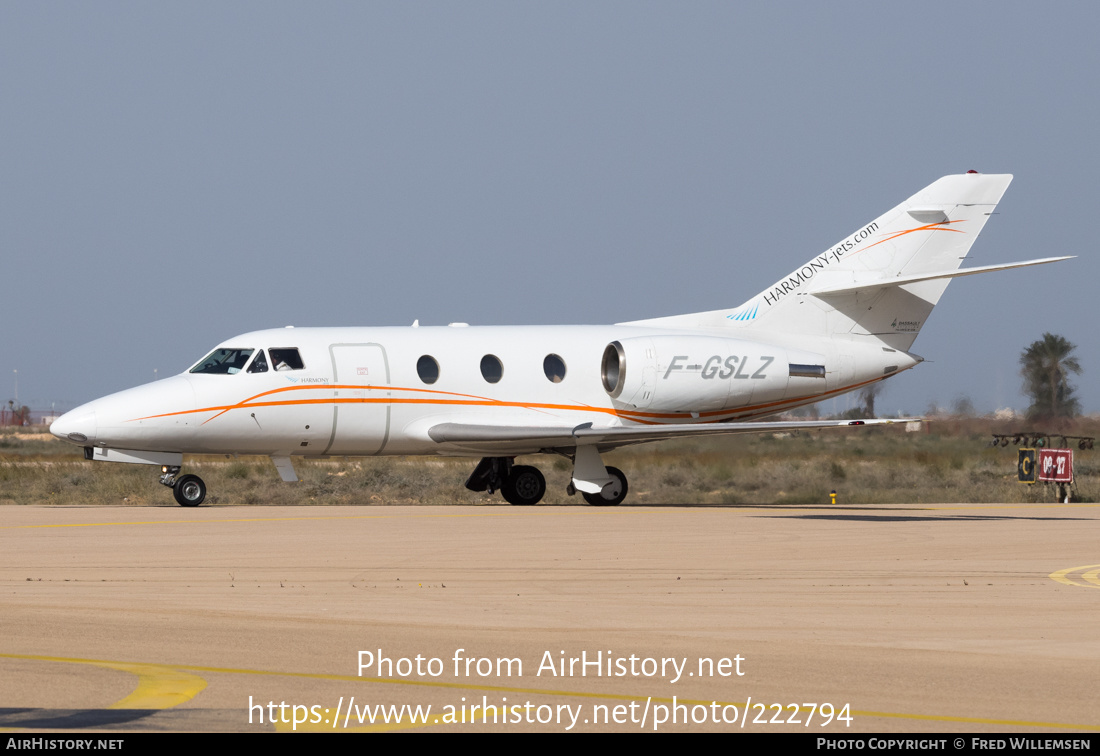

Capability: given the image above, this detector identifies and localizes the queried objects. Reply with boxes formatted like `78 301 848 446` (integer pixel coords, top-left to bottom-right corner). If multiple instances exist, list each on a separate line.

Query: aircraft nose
50 408 97 445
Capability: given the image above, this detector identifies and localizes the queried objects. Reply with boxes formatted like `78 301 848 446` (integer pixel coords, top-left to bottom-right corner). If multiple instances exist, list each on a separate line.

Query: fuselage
50 324 917 459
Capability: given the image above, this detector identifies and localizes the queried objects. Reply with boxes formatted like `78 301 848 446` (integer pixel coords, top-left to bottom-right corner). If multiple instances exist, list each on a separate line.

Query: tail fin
627 173 1038 350
747 172 1014 349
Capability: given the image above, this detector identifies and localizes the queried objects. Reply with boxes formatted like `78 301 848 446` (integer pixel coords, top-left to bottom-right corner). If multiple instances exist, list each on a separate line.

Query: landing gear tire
582 466 627 506
173 474 207 507
501 465 546 506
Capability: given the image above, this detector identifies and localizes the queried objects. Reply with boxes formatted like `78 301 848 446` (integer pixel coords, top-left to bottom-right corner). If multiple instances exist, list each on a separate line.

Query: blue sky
2 2 1095 416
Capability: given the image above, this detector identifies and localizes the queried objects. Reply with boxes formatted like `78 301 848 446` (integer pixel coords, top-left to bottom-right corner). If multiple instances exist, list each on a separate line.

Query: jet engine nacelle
601 335 826 412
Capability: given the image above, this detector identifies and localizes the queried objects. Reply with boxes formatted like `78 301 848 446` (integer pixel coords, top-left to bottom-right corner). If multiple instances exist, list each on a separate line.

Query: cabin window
543 354 566 383
269 348 305 371
417 355 440 384
190 348 254 375
247 350 269 374
480 355 503 384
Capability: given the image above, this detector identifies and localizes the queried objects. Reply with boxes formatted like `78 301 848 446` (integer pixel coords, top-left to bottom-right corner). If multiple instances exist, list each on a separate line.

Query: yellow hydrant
829 490 837 505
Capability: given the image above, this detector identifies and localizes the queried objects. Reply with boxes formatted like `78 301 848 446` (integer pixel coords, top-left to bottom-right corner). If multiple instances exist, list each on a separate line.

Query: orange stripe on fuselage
128 375 890 429
190 383 511 424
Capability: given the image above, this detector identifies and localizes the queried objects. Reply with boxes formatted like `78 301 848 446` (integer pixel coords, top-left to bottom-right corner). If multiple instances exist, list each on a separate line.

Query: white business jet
51 172 1067 506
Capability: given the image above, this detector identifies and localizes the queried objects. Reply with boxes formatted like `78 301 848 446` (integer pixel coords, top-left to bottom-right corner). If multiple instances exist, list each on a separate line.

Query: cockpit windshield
247 349 269 373
190 348 255 375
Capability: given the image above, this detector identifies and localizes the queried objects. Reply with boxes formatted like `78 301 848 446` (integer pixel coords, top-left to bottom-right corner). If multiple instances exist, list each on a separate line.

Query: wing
427 418 918 456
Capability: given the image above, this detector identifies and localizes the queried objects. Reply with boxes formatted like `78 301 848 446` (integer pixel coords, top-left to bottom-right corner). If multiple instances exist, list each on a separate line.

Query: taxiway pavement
1 503 1097 733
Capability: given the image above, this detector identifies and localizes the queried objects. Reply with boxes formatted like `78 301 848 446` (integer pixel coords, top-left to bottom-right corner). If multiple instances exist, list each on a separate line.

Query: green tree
1020 333 1082 419
841 382 884 419
859 382 883 418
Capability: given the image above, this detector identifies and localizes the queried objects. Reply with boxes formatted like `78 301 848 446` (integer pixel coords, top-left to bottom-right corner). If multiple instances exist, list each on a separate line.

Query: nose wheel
160 466 207 507
173 475 207 507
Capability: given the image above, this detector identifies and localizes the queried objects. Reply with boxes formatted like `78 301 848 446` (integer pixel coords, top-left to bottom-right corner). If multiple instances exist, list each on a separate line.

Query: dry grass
2 419 1096 507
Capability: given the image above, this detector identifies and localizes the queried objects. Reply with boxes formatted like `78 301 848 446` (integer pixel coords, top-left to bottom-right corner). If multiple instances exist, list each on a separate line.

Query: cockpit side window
189 348 255 375
270 348 305 371
247 349 269 374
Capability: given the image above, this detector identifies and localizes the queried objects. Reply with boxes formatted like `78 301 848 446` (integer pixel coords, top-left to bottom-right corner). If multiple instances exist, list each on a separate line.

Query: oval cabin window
543 354 566 383
417 355 440 384
480 354 503 384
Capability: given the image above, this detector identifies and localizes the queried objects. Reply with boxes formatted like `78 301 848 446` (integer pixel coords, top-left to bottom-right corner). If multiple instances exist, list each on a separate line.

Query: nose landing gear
160 465 207 507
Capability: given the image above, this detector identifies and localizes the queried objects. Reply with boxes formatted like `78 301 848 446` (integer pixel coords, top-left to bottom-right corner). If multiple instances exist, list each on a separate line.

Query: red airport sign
1037 448 1073 483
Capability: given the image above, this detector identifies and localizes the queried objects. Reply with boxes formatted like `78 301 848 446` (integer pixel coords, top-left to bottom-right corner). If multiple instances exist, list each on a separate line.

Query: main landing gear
464 455 628 506
580 466 628 506
464 458 545 505
160 465 207 507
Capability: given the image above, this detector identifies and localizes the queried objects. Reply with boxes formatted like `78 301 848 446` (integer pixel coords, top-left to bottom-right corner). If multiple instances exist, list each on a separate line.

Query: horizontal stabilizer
811 256 1074 298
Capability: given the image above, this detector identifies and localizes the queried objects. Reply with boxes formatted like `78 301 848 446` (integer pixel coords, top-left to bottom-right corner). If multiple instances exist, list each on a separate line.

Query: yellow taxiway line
1048 564 1100 589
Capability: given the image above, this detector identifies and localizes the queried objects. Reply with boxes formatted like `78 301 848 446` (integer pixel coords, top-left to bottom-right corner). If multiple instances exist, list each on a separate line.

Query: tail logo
761 220 967 308
858 220 966 255
727 301 760 321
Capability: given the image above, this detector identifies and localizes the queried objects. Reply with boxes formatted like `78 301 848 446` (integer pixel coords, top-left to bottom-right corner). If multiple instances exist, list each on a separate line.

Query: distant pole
12 369 16 404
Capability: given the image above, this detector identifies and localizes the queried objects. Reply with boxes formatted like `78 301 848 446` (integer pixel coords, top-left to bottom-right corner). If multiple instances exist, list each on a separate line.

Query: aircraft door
323 344 391 456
